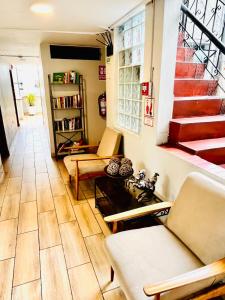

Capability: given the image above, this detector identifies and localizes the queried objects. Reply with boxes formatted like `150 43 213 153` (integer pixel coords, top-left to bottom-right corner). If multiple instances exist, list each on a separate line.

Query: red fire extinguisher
98 92 106 117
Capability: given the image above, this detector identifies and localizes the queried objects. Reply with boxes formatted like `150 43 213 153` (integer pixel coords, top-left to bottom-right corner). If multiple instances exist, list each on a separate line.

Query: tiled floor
0 115 126 300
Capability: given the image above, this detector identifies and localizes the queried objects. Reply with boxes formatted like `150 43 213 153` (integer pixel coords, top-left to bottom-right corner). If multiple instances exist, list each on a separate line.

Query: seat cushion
105 225 215 300
64 154 106 176
167 172 225 265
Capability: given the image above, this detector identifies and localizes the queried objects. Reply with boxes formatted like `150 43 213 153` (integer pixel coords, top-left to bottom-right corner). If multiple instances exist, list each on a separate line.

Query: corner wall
40 43 106 155
106 0 224 201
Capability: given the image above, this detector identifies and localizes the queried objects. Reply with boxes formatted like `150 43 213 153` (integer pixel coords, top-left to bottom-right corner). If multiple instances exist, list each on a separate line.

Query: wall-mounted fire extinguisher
98 92 106 118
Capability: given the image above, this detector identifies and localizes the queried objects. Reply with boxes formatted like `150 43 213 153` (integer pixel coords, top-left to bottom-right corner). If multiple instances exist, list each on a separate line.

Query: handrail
181 3 225 55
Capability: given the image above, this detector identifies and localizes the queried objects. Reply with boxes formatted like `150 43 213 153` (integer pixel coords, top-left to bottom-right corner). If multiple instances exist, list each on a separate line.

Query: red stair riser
175 63 205 78
198 148 225 165
169 121 225 143
172 99 222 118
177 32 184 47
174 80 218 97
176 48 195 62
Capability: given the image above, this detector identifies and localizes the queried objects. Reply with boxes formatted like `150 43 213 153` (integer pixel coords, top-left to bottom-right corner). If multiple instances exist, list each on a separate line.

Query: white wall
40 43 106 155
106 0 225 201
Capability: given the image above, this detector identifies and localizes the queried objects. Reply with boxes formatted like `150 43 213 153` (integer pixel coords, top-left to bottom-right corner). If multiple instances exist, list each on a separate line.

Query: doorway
11 62 43 122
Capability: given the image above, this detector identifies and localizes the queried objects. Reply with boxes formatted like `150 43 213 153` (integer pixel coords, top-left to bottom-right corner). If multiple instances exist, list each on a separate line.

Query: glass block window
117 11 145 134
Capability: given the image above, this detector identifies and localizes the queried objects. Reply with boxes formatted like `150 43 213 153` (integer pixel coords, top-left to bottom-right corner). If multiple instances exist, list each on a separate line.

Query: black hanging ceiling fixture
96 30 113 57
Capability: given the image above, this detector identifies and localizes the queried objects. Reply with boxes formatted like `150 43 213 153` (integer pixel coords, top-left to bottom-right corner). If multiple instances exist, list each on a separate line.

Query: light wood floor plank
88 198 100 214
13 231 40 286
8 164 23 178
0 258 14 300
95 214 111 237
12 280 41 300
65 184 86 204
35 161 47 173
0 183 7 208
22 168 35 183
23 158 34 169
85 234 119 292
40 245 72 300
37 186 54 213
5 178 22 196
59 221 89 268
36 173 49 188
21 182 36 203
73 203 101 237
57 160 70 184
18 201 38 234
103 288 127 300
38 210 61 249
54 195 75 224
69 263 103 300
0 218 18 260
49 178 66 197
0 193 20 221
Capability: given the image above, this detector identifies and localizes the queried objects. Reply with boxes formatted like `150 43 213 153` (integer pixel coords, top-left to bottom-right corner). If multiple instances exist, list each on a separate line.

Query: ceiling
0 0 143 58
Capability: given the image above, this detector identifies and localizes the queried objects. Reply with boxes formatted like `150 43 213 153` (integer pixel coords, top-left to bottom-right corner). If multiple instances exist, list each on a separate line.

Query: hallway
0 115 125 300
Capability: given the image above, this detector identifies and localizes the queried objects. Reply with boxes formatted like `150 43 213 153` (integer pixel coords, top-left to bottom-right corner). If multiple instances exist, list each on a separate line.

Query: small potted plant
25 93 36 115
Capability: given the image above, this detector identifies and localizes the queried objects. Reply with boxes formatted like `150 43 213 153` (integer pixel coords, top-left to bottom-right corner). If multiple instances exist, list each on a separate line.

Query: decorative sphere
119 164 133 177
107 163 120 176
109 157 121 166
121 158 132 166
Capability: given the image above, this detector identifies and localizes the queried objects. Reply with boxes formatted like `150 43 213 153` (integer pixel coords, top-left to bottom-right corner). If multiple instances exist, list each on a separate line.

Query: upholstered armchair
104 172 225 299
64 127 121 199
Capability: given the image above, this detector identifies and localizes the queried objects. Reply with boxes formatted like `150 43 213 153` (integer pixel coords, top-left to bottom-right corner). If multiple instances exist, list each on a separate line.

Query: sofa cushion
64 154 106 176
105 225 214 300
167 172 225 265
97 127 121 157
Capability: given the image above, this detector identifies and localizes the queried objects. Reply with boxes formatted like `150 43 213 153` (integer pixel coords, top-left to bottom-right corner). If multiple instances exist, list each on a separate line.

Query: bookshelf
48 73 86 159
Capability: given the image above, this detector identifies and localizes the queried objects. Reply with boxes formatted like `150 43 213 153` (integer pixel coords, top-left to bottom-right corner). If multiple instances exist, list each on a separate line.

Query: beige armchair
64 127 121 200
104 172 225 299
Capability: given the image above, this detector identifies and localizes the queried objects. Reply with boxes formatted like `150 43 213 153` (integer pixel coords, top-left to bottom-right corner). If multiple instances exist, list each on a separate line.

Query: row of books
54 117 82 132
53 71 80 84
53 95 82 109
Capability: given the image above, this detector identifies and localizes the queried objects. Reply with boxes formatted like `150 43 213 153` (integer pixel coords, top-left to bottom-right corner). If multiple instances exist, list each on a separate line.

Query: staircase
168 33 225 166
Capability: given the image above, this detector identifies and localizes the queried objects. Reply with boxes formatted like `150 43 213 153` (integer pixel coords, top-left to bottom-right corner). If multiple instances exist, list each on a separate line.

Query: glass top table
95 176 169 231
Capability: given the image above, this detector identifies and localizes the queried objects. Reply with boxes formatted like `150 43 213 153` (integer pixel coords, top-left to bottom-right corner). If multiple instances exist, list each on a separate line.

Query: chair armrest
64 144 98 150
104 201 173 223
71 154 123 162
144 257 225 297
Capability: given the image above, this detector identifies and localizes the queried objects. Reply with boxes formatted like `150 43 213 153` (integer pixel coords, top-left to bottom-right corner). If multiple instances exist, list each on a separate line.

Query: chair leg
69 175 72 183
110 266 114 282
75 161 79 200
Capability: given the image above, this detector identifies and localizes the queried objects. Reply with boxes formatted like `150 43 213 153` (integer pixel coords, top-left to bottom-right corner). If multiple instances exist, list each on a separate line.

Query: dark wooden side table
95 176 170 232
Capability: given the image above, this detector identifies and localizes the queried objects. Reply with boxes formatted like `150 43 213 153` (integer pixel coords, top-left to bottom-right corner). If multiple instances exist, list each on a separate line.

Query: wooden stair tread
171 115 225 125
179 137 225 152
174 96 223 101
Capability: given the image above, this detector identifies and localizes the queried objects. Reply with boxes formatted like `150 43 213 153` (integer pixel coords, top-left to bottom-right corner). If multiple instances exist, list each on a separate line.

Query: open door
9 69 20 127
0 107 9 159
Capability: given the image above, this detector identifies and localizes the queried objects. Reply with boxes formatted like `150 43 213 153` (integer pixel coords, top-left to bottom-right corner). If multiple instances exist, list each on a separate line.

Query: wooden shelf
53 107 83 110
50 82 79 85
55 129 84 134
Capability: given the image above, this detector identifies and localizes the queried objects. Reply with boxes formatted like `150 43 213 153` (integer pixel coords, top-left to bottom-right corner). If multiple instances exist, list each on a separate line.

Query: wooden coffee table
95 176 170 232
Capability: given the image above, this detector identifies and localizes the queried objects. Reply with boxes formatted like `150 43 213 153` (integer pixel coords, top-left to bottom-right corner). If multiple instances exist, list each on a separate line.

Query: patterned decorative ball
121 158 132 166
119 164 133 177
109 157 121 165
107 162 120 176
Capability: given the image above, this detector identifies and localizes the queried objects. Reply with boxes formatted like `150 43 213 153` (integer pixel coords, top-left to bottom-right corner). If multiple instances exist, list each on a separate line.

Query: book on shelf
52 94 82 109
54 117 82 132
52 71 80 84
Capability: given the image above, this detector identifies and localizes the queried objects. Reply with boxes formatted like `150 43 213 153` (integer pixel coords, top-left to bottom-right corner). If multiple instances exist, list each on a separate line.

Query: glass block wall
117 11 145 134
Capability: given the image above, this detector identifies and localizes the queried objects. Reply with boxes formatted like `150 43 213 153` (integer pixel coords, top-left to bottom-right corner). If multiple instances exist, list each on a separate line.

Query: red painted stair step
176 47 195 62
178 137 225 164
172 96 222 118
175 62 205 78
174 79 218 97
169 115 225 143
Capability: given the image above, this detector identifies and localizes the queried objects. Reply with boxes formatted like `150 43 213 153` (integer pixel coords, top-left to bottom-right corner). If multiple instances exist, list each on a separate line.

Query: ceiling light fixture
30 3 53 14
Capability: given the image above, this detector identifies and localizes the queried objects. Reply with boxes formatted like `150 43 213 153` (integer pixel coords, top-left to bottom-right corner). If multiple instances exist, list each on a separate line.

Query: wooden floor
0 115 126 300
